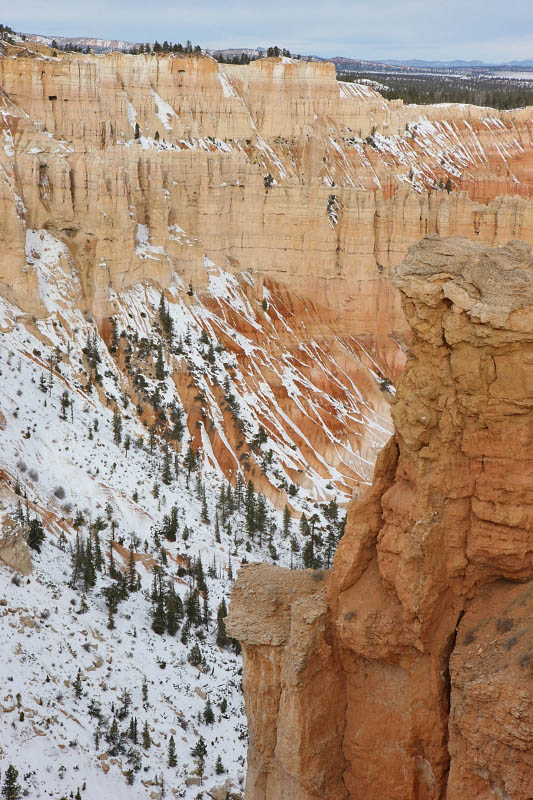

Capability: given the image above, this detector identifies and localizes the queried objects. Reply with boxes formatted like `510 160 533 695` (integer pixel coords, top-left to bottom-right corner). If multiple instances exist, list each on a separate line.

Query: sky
6 0 533 62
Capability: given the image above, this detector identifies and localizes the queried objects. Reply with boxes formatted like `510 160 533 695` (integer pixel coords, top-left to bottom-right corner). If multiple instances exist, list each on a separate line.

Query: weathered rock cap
394 235 533 340
226 562 328 646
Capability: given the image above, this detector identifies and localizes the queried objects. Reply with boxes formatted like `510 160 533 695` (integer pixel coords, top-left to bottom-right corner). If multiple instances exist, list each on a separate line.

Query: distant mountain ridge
20 31 533 69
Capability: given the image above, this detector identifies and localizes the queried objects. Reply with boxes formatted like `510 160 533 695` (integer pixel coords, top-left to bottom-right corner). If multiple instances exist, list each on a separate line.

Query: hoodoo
228 235 533 800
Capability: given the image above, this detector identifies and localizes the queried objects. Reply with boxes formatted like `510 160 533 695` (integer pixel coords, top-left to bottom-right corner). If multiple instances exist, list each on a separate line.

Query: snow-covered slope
0 231 370 799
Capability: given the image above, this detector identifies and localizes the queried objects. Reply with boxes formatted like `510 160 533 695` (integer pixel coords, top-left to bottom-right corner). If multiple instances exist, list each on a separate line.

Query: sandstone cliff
1 42 533 497
228 235 533 800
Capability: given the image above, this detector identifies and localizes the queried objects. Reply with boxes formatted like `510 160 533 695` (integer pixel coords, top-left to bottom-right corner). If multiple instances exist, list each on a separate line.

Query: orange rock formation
228 235 533 800
2 46 533 495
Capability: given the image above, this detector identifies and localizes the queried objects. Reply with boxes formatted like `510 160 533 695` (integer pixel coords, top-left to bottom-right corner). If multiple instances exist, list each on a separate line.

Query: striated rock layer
1 47 533 339
228 235 533 800
2 45 533 495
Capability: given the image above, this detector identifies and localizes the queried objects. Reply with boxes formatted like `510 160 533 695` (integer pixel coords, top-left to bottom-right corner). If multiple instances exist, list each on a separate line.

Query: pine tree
161 448 172 485
188 642 202 667
168 735 177 767
245 480 256 537
166 582 181 635
201 495 209 524
155 343 165 381
112 406 122 445
107 716 119 748
142 720 151 748
83 534 96 591
127 546 137 592
152 598 166 635
215 754 225 774
204 697 214 724
57 389 69 420
73 668 82 699
1 765 21 800
93 530 103 572
134 122 141 139
255 494 267 546
216 598 228 647
191 735 207 777
27 518 45 552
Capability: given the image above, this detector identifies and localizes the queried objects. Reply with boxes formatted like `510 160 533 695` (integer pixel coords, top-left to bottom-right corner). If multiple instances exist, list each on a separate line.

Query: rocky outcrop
228 235 533 799
228 564 347 800
0 517 31 575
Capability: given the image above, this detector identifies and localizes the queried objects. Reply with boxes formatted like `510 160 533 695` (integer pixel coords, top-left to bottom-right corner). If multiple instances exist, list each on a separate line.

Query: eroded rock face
228 236 533 799
0 517 31 575
228 564 347 800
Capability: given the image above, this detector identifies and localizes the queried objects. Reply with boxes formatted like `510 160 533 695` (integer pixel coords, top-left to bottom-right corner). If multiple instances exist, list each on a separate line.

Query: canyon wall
228 235 533 799
1 43 533 494
1 47 533 345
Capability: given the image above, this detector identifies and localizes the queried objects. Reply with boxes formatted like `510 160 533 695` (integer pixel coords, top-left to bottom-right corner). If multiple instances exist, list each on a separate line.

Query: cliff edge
227 234 533 800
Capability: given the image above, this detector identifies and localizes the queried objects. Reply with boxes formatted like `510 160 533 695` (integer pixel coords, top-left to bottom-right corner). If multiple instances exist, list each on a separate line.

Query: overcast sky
6 1 532 62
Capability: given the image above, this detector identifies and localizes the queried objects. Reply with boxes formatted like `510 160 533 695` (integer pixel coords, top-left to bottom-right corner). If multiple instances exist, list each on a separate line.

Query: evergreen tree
215 755 225 774
168 735 177 767
112 406 122 445
127 546 137 592
161 448 172 485
155 343 165 381
165 585 179 636
134 122 141 139
255 495 267 546
170 405 184 442
245 480 255 537
152 598 166 635
142 720 151 748
1 765 21 800
128 716 138 742
191 736 207 777
204 696 214 724
59 390 70 420
184 446 196 485
83 534 96 591
73 668 82 699
27 518 45 552
188 642 203 667
201 495 209 524
216 598 228 648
